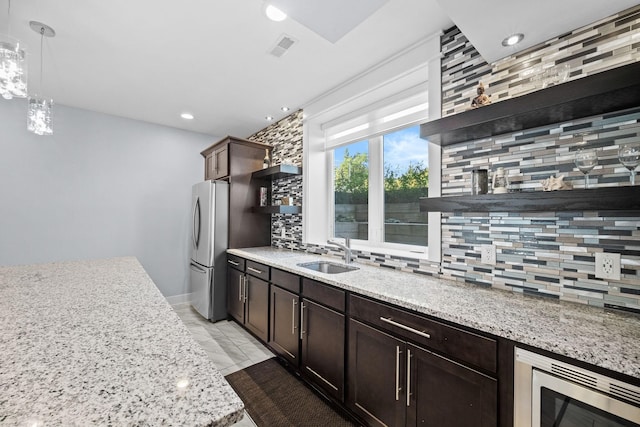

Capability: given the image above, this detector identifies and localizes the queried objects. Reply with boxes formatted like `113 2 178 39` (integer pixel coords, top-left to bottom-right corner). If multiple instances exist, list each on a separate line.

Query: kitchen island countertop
0 257 244 426
229 247 640 380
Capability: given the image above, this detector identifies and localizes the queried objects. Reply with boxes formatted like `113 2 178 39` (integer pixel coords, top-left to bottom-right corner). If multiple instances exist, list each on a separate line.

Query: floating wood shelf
419 186 640 213
253 205 301 214
420 62 640 146
251 164 302 181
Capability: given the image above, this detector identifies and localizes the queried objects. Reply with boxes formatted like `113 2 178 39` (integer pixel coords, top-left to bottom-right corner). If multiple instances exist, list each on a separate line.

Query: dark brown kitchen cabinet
269 284 300 364
201 136 267 181
204 144 228 180
200 136 271 248
407 344 497 427
244 274 269 341
269 271 346 402
227 265 244 322
348 318 497 427
226 257 269 342
300 299 345 402
300 277 345 402
348 318 406 427
348 295 498 427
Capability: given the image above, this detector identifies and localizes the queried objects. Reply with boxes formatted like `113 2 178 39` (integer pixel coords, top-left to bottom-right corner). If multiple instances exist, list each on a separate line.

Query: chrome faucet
327 237 353 264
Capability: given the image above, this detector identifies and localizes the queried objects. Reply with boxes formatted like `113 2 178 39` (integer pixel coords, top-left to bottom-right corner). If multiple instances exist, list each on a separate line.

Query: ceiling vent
269 34 297 58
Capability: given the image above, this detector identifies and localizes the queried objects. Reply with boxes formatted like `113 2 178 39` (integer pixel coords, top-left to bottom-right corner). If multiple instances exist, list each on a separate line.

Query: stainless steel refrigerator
189 180 229 321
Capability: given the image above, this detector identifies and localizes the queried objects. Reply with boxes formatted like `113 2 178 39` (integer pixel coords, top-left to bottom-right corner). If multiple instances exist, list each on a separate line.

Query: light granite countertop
0 257 244 426
229 247 640 380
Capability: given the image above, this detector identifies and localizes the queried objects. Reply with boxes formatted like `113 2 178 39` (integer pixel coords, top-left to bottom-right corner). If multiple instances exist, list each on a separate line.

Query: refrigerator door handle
189 263 206 274
193 197 201 249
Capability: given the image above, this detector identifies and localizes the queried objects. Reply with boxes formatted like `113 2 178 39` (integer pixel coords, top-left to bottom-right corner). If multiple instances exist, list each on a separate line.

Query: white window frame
302 32 443 262
329 127 430 257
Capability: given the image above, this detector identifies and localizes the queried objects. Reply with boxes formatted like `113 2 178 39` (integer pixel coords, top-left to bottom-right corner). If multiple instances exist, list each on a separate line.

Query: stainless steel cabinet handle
395 346 402 401
238 276 243 302
227 260 239 266
380 317 431 339
243 277 248 303
407 349 412 407
247 267 263 274
300 302 306 339
292 299 298 335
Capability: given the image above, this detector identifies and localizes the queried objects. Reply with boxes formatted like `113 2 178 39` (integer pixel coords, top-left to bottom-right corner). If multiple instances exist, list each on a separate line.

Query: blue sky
333 125 428 172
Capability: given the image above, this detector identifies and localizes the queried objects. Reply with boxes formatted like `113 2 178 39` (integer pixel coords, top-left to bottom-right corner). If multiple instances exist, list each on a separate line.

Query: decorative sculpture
471 82 491 108
541 175 572 191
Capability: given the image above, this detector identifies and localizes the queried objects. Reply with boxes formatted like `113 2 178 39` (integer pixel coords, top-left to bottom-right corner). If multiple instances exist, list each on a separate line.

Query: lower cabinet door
226 267 244 323
269 285 300 365
347 319 406 427
407 344 497 427
245 275 269 342
300 299 345 402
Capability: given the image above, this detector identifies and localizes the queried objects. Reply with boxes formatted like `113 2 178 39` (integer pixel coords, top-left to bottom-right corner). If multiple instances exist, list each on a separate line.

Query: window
334 141 369 241
302 35 441 261
332 125 428 252
383 126 428 245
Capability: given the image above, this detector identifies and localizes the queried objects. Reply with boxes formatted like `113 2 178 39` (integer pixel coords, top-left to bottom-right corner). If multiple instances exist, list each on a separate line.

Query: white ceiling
436 0 640 64
1 0 635 138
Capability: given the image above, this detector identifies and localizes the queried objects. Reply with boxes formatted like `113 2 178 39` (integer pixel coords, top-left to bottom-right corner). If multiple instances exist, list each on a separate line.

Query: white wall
0 99 214 297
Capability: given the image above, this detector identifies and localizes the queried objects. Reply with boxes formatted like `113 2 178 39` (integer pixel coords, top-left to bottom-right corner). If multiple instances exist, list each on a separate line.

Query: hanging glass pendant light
0 0 28 99
27 21 55 136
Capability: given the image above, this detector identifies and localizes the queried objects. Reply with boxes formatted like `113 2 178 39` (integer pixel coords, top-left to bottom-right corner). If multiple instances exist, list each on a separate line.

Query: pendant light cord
39 27 44 96
7 0 12 35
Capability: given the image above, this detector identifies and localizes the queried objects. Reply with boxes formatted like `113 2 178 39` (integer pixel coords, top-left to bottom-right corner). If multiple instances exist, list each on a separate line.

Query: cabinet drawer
349 294 496 373
246 260 269 281
271 268 300 293
227 254 245 271
302 278 345 312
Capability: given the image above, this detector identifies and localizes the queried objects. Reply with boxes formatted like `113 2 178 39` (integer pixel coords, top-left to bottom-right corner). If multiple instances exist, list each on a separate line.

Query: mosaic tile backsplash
441 5 640 116
248 110 304 246
243 4 640 313
439 5 640 312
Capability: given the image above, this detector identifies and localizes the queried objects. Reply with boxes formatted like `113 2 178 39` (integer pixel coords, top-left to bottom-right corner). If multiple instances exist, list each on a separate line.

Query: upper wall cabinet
420 62 640 146
200 136 272 248
200 136 270 181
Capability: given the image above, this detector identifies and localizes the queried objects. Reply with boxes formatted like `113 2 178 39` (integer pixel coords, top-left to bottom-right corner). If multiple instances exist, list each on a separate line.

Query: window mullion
368 136 384 244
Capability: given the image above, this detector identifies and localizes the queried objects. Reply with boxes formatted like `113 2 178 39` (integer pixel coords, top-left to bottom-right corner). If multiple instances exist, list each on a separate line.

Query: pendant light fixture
0 0 27 99
27 21 55 136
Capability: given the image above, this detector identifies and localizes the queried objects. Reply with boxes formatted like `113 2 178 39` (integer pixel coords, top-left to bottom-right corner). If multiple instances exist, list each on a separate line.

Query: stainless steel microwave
514 347 640 426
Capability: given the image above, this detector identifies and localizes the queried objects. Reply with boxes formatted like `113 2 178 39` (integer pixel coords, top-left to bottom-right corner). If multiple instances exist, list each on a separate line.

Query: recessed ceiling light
502 33 524 47
264 4 287 22
281 106 290 112
180 112 194 120
265 115 274 121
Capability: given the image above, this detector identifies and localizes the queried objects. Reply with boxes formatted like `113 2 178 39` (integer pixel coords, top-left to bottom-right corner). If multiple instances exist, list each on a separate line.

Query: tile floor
172 303 275 427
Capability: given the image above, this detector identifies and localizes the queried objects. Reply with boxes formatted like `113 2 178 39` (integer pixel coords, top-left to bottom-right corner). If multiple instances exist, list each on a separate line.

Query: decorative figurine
471 82 491 108
541 175 572 191
492 167 509 194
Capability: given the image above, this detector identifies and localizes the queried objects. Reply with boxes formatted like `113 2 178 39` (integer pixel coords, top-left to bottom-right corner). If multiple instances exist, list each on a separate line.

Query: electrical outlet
595 252 621 281
480 245 497 266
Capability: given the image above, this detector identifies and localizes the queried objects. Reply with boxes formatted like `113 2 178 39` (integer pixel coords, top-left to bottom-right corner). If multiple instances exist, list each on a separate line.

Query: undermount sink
297 261 359 274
